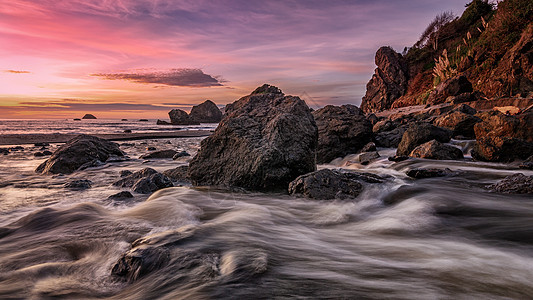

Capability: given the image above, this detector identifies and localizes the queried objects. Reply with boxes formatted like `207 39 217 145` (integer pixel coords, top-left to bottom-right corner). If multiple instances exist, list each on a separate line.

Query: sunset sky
0 0 468 119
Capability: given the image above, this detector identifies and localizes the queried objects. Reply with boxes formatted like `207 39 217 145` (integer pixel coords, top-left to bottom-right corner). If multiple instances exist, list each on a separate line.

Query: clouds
3 70 30 74
91 68 223 87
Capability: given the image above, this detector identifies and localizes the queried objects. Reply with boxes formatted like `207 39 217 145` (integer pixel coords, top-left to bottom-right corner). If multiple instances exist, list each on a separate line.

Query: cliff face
361 0 533 113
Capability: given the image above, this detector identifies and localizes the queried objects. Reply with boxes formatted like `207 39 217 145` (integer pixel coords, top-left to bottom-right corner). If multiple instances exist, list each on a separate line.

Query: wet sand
0 130 212 145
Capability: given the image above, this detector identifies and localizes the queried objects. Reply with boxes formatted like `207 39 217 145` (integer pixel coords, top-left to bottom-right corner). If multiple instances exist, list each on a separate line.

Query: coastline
0 130 212 145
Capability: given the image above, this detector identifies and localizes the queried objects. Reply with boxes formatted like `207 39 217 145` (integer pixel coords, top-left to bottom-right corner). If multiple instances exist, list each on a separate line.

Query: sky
0 0 469 119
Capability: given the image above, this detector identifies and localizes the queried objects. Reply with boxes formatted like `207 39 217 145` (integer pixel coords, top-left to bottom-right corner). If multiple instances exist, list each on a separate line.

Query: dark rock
120 143 135 147
361 142 377 152
388 155 409 162
366 113 379 125
374 126 407 148
0 148 8 155
162 166 189 182
146 147 156 151
42 150 53 156
120 170 133 177
189 100 222 123
156 119 171 125
359 151 380 165
488 173 533 194
112 245 171 282
121 119 128 121
82 114 97 119
139 119 149 122
172 151 190 160
113 168 158 187
453 104 477 115
406 168 455 179
288 169 363 200
34 152 45 157
519 156 533 170
396 123 452 156
312 104 372 163
472 136 533 162
139 150 178 159
108 191 134 200
361 46 408 113
9 146 24 151
372 120 396 133
34 142 49 147
434 111 481 139
35 135 123 175
169 109 200 125
427 75 473 105
409 140 464 160
123 129 132 133
63 179 92 189
132 173 173 194
73 118 81 121
188 84 318 191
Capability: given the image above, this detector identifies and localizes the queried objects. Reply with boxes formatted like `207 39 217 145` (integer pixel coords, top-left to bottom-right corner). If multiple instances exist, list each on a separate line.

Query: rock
139 150 178 159
366 113 379 125
73 118 81 121
388 155 409 162
361 46 408 113
132 173 173 194
120 143 135 147
493 106 521 115
42 150 53 156
427 104 453 116
374 126 407 148
453 104 477 115
112 245 171 282
519 156 533 170
156 119 171 125
188 84 318 191
0 148 8 155
120 170 133 177
172 151 190 160
488 173 533 194
63 179 92 189
9 146 24 151
372 120 396 133
121 119 128 121
361 142 377 152
162 166 189 182
396 123 452 156
168 109 200 125
34 152 45 157
472 136 533 162
35 135 124 175
146 147 156 151
113 168 158 187
312 104 372 163
409 140 464 160
139 119 149 122
427 75 473 105
288 169 363 200
433 111 481 139
359 151 380 165
123 129 132 133
82 114 97 119
189 100 222 123
108 191 134 200
406 168 455 179
34 142 49 147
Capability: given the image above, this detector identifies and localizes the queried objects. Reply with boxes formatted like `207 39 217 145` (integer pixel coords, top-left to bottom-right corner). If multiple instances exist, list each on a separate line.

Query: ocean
0 120 533 299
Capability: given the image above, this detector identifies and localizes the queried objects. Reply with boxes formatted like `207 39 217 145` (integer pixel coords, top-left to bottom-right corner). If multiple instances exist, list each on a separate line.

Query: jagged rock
189 100 222 123
288 169 366 200
156 119 171 125
359 151 380 165
162 166 189 182
406 168 455 179
493 106 521 115
188 84 317 190
361 47 408 113
108 191 134 200
168 109 200 125
409 140 464 160
82 114 97 119
374 126 407 148
488 173 533 194
132 173 173 194
312 104 372 163
396 123 452 156
433 111 481 138
139 150 178 159
172 151 190 160
427 75 473 105
63 179 92 189
372 120 396 133
361 142 377 152
35 135 123 175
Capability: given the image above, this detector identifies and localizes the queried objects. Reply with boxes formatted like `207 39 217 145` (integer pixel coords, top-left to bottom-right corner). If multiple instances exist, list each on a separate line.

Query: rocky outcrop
113 168 173 194
312 104 372 163
488 173 533 194
426 76 473 105
433 111 481 138
82 114 97 119
188 84 317 191
409 140 464 160
396 123 452 156
189 100 222 123
288 169 385 200
361 47 408 113
169 109 200 125
36 135 123 174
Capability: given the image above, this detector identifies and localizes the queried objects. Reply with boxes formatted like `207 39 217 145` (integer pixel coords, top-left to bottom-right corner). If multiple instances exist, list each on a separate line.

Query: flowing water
0 128 532 299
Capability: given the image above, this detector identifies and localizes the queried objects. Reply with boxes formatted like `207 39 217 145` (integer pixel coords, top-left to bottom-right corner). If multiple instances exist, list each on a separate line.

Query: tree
415 11 455 50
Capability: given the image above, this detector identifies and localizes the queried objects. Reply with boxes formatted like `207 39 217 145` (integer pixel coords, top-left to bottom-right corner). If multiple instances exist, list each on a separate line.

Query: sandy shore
0 130 212 146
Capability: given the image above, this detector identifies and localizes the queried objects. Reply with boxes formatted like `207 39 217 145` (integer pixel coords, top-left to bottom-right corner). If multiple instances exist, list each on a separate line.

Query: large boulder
168 109 200 125
409 140 464 160
433 111 481 139
35 135 123 174
312 104 372 163
188 84 318 191
427 75 473 105
374 126 407 148
189 100 222 123
396 123 452 156
288 169 385 200
472 136 533 162
361 47 408 113
488 173 533 194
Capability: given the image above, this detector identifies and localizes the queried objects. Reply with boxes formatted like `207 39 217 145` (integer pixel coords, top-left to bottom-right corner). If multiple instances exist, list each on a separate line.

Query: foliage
414 11 455 50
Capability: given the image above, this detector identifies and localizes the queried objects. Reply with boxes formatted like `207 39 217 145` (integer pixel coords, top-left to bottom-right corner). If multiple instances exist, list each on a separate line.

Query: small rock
108 191 134 200
359 151 380 165
132 173 173 194
487 173 533 194
388 155 409 162
139 119 149 122
156 119 171 125
288 169 363 200
361 142 377 152
406 168 454 179
409 140 464 160
121 119 128 121
112 246 170 282
63 179 92 189
140 150 177 159
189 100 223 123
9 146 24 151
172 151 190 160
0 148 9 155
34 152 45 157
519 155 533 170
124 129 132 133
34 142 50 147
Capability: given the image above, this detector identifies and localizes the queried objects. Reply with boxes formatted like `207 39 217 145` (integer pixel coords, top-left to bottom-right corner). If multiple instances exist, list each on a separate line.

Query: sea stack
188 84 318 191
168 109 200 125
189 100 222 123
82 114 97 119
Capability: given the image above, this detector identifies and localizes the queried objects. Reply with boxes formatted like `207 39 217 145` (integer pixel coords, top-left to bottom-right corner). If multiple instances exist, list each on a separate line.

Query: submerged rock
312 104 372 163
63 179 92 190
112 246 171 282
396 123 452 156
188 84 317 191
189 100 222 123
139 150 178 159
409 140 464 160
35 135 123 175
388 155 409 162
488 173 533 194
361 142 377 153
108 191 134 200
113 168 173 194
406 168 455 179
